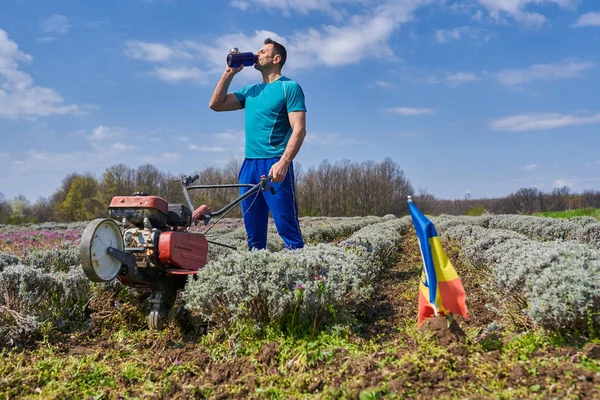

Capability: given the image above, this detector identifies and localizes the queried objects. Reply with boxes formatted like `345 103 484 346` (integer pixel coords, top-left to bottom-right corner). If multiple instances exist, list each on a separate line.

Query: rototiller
79 174 275 329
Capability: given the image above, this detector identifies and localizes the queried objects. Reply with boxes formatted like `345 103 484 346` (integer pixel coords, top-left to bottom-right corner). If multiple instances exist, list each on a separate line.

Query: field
1 213 600 399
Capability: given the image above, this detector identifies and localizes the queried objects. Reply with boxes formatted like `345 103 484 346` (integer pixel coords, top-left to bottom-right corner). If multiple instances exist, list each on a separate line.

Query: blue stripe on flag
408 200 439 313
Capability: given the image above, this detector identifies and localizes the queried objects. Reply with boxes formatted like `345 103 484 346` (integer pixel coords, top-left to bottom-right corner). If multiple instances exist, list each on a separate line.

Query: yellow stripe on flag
428 236 458 282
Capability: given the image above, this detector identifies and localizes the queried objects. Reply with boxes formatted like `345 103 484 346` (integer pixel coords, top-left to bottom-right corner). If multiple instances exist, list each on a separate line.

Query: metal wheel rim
80 218 124 282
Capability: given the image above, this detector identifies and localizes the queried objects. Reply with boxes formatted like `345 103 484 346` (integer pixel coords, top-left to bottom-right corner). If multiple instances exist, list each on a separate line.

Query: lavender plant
21 248 81 273
527 248 600 331
183 215 411 332
182 244 374 331
0 252 21 272
0 264 92 340
435 214 600 248
338 217 412 268
204 216 389 259
434 216 600 332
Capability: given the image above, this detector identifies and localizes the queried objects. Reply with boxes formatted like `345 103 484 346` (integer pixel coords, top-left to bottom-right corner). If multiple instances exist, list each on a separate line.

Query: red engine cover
158 232 208 271
109 196 169 214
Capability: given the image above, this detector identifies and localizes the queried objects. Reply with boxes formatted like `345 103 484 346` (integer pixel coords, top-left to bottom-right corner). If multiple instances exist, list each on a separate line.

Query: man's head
254 38 287 73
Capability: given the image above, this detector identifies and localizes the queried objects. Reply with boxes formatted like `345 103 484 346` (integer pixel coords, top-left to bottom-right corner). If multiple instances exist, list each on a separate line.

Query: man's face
254 43 278 71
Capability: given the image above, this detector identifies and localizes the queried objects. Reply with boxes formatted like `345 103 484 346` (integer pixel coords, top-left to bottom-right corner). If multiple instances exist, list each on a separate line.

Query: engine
108 195 208 277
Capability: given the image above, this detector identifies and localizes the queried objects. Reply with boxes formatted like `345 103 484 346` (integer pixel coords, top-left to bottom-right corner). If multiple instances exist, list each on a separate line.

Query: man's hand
269 159 290 183
225 64 243 77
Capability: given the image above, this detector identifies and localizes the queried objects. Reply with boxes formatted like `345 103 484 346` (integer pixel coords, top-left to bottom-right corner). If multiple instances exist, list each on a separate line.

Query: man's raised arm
209 67 243 112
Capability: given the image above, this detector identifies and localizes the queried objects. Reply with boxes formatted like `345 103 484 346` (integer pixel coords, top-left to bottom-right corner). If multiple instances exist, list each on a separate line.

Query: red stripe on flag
438 279 469 321
418 289 436 326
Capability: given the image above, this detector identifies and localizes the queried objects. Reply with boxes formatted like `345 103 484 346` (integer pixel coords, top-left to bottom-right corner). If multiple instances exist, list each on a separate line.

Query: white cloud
434 26 492 44
188 130 245 152
111 142 136 151
213 131 245 141
230 0 369 19
573 12 600 27
161 152 179 161
368 80 391 88
305 132 359 145
554 177 572 188
523 164 538 170
494 59 594 85
425 71 480 86
124 40 193 62
88 126 124 141
10 149 114 174
435 27 463 43
40 15 71 35
189 145 231 152
385 107 435 115
490 112 600 131
231 0 252 11
37 37 56 43
152 67 207 84
125 0 431 81
0 29 83 120
476 0 576 27
400 68 480 87
85 19 110 28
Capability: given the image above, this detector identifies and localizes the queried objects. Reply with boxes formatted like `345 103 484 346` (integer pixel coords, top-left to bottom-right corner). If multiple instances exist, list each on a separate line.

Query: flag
408 197 468 326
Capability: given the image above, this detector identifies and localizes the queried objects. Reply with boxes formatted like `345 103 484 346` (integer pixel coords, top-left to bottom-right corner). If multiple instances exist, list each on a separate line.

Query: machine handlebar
176 173 276 225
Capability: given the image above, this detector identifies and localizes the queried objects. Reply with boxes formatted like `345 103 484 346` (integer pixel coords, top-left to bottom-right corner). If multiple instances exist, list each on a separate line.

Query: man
207 38 307 251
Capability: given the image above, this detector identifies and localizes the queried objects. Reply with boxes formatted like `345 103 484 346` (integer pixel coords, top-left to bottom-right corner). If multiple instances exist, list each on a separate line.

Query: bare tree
510 188 541 214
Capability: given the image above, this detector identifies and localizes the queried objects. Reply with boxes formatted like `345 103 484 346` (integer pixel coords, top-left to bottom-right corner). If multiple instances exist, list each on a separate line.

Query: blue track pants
238 158 304 251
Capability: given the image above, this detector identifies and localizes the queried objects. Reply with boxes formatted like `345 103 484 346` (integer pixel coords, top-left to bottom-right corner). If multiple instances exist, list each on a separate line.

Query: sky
1 0 600 202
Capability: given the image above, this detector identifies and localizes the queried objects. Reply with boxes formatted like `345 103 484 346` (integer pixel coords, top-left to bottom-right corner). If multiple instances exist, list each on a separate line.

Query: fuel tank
158 231 208 271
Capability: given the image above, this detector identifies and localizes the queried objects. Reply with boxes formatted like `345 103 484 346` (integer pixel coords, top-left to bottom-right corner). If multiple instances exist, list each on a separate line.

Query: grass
534 207 600 220
3 318 598 399
2 229 600 398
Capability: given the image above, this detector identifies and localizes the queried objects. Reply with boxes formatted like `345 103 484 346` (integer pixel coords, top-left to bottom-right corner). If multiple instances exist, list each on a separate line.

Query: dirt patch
359 232 422 340
257 341 279 367
4 230 600 399
418 316 466 346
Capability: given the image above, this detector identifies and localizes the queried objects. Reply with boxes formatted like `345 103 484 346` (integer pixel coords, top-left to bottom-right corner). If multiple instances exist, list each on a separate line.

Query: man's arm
209 68 243 112
269 111 306 183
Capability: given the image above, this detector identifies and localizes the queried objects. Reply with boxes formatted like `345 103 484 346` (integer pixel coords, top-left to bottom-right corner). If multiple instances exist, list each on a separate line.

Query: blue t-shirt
234 76 306 159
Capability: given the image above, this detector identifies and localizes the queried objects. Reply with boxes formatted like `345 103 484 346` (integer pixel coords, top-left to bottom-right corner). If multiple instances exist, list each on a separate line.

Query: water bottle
227 48 258 68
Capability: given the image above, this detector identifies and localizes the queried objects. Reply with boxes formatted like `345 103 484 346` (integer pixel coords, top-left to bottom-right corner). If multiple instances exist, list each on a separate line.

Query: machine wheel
146 290 175 330
80 218 124 282
148 309 166 330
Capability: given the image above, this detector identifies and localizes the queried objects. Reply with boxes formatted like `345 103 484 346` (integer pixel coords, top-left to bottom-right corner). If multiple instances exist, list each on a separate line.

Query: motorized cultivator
79 174 275 329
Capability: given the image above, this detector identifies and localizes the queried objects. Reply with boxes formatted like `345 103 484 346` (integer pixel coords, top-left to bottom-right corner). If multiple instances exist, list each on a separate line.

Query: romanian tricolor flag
408 197 469 326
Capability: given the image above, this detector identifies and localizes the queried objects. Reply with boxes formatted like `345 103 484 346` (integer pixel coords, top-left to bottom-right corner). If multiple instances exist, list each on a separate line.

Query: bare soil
2 230 600 399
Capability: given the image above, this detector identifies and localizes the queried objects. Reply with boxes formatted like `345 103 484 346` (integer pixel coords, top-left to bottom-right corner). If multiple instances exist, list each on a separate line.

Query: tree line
1 157 598 224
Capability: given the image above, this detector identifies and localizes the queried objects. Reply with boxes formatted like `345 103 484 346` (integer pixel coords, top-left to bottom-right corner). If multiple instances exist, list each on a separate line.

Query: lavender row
434 214 600 247
182 216 411 329
433 218 600 332
205 215 394 259
0 264 92 345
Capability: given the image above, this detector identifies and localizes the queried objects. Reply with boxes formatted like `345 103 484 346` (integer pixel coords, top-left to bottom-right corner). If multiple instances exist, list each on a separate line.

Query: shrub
21 248 82 273
0 252 21 272
182 244 374 332
0 264 92 343
527 247 600 331
434 216 600 333
183 216 412 333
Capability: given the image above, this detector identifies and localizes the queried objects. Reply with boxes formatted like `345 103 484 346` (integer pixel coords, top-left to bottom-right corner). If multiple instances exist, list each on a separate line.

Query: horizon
1 0 600 202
